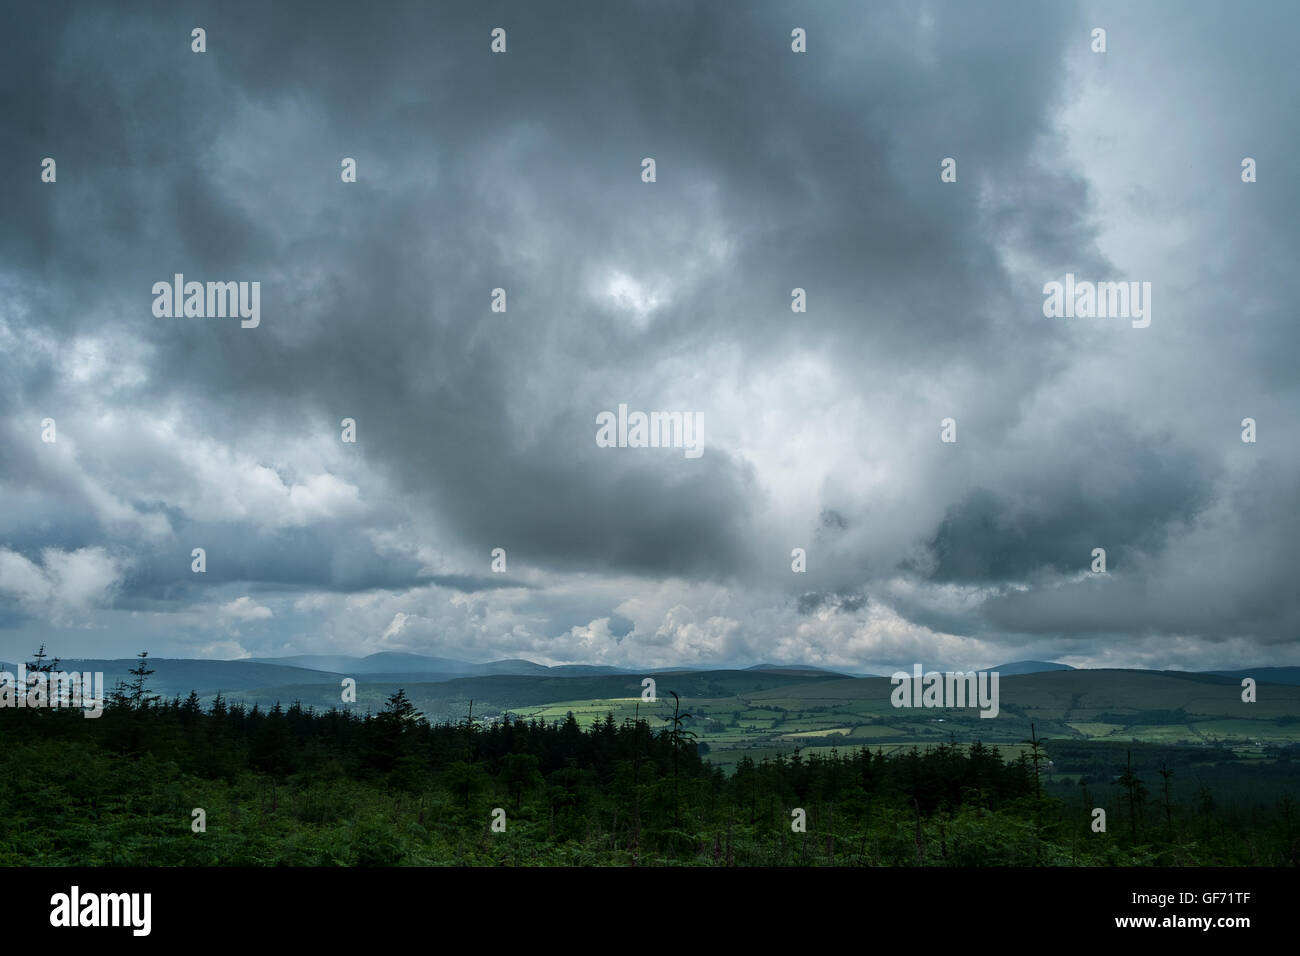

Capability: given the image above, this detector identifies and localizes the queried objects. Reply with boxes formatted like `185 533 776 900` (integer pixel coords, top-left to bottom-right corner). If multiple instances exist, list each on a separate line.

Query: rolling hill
5 655 1296 771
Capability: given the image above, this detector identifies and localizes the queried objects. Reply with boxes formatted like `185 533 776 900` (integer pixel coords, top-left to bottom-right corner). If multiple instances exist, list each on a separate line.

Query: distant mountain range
991 660 1075 676
2 652 1298 737
2 652 1295 700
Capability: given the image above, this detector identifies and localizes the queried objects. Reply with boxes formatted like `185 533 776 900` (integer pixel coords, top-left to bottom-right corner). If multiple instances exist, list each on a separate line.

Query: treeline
0 651 1295 866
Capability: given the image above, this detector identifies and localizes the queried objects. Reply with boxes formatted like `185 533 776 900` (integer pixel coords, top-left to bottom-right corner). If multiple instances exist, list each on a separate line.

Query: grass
510 673 1300 772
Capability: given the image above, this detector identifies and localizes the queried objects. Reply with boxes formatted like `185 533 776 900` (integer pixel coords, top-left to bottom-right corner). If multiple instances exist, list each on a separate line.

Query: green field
513 670 1300 770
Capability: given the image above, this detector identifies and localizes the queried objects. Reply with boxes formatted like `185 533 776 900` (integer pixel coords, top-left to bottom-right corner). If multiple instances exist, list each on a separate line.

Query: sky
1 0 1296 673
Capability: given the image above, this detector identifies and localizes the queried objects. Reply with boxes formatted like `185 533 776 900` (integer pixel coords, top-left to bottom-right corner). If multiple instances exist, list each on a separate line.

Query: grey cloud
0 0 1296 668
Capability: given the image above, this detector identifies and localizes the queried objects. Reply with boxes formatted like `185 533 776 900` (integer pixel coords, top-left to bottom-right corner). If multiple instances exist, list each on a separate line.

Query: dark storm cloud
980 455 1300 643
797 590 868 616
922 420 1218 584
1 0 1086 583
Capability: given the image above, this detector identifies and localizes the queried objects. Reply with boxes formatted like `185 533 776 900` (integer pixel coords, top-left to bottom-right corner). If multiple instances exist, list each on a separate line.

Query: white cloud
220 596 272 622
0 547 128 625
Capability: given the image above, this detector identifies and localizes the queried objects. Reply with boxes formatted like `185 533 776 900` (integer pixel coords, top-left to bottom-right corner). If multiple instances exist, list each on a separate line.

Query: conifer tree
1119 750 1148 842
126 650 159 710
